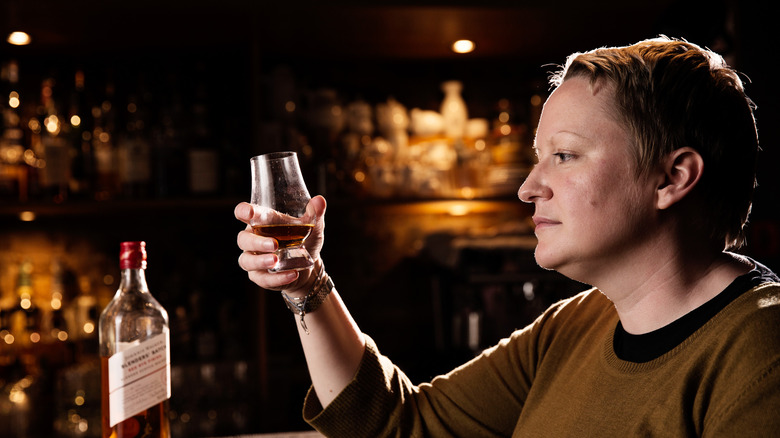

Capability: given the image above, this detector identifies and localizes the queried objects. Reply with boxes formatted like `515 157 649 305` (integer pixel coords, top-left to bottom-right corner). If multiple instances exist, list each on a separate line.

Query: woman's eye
553 152 575 162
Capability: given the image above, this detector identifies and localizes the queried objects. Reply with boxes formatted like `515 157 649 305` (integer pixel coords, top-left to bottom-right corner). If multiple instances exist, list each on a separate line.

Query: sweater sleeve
302 295 572 438
704 357 780 437
702 285 780 437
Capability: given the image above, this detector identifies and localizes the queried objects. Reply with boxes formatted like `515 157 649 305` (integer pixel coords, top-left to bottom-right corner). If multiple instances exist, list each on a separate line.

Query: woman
236 37 780 436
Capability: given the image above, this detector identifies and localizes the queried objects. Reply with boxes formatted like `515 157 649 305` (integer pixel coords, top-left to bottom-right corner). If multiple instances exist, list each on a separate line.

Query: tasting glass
250 151 315 272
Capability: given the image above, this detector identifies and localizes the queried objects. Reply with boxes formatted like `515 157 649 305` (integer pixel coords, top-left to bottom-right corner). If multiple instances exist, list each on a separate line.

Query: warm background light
19 211 36 222
8 91 20 108
7 31 31 46
451 39 475 54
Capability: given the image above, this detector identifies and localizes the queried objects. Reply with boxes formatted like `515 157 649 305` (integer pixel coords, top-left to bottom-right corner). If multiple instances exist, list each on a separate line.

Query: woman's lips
532 216 560 231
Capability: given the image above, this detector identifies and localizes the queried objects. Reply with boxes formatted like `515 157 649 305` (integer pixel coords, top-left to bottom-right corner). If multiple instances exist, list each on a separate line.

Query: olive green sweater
304 283 780 437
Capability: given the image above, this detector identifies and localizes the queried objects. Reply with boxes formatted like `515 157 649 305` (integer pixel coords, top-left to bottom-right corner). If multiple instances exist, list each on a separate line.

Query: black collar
613 258 778 363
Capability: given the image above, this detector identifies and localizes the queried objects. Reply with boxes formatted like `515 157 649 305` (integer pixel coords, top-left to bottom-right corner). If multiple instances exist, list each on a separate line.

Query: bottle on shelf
14 259 41 346
48 258 70 343
151 73 187 199
440 80 468 140
37 77 72 203
99 241 171 438
67 69 94 200
0 59 29 202
187 77 219 196
117 93 152 199
92 81 119 201
0 280 13 349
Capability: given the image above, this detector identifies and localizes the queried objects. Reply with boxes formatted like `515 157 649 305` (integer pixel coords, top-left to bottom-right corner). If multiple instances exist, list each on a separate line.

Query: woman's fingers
307 195 327 221
237 250 277 272
235 199 322 292
248 269 299 290
236 229 277 253
234 201 255 224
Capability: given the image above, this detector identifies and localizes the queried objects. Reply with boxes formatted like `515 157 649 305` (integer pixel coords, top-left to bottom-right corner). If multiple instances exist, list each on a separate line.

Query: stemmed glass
250 151 315 272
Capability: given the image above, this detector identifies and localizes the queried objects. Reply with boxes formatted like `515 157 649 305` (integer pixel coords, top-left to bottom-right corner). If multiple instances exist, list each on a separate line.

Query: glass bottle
38 77 71 203
48 257 68 343
151 73 187 199
187 77 219 196
14 259 40 346
99 241 170 438
440 80 468 139
67 69 94 200
117 93 152 199
92 80 119 201
1 59 27 201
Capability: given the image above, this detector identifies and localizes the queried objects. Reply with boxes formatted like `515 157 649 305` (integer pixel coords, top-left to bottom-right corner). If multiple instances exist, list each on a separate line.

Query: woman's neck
599 248 752 334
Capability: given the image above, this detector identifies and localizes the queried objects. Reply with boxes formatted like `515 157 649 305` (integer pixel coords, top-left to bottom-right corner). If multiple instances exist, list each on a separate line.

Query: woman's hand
236 195 327 295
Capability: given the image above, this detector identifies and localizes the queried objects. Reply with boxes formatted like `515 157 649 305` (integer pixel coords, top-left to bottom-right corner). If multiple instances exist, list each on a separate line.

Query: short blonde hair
552 36 759 249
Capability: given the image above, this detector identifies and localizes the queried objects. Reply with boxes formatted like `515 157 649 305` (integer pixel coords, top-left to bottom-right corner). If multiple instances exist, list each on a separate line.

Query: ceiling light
451 39 475 54
7 31 31 46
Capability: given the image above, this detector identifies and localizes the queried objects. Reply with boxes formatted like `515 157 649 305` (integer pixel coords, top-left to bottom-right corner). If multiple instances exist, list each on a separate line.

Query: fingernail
237 203 250 218
263 253 278 266
262 240 276 251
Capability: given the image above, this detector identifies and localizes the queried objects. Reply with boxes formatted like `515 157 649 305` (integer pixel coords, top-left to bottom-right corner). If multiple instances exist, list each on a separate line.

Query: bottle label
107 331 171 427
118 138 152 183
188 148 219 193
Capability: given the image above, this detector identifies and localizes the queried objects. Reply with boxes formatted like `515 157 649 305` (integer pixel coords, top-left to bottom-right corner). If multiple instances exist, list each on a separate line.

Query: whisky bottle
15 259 41 346
67 69 93 200
117 92 152 199
187 77 219 196
92 80 119 200
99 241 171 438
38 77 71 203
0 59 27 201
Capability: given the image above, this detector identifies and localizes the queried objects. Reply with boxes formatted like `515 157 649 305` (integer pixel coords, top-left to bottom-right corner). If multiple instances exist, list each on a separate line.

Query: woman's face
518 76 657 283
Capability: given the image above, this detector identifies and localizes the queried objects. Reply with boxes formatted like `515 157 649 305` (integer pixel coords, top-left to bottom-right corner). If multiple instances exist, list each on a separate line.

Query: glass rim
251 151 297 162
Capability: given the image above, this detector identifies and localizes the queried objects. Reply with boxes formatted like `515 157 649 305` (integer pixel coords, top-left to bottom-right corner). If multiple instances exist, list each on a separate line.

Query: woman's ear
656 147 704 210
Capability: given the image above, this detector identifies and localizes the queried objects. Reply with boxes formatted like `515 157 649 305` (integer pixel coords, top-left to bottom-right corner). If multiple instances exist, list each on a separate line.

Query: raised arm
235 197 366 407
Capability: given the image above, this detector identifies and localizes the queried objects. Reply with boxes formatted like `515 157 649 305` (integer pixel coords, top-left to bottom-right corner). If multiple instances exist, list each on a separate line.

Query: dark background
1 0 777 435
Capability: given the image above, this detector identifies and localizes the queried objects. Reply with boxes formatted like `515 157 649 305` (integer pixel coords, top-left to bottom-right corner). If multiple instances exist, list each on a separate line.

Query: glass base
268 246 314 272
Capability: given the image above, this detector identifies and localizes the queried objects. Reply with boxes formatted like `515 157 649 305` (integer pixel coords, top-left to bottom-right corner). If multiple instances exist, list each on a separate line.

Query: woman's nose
518 166 549 203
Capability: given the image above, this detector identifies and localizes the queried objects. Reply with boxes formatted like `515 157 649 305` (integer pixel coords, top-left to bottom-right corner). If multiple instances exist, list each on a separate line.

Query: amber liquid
252 223 314 249
101 356 170 438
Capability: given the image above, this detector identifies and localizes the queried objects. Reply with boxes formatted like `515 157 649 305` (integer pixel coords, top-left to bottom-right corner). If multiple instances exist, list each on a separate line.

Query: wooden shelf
0 197 245 220
0 196 530 218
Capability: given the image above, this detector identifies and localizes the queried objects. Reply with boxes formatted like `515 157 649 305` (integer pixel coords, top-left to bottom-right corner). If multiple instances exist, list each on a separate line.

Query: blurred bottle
99 241 170 438
484 98 530 197
0 355 40 437
0 277 13 350
36 77 71 203
53 262 100 438
0 60 28 201
67 69 94 200
74 280 99 343
92 80 119 201
117 93 152 198
187 77 219 196
48 258 70 344
10 259 41 347
440 80 468 139
0 309 10 344
151 72 186 198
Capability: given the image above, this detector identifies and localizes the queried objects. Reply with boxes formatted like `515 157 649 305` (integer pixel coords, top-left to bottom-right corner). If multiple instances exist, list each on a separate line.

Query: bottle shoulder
99 290 169 323
99 290 169 355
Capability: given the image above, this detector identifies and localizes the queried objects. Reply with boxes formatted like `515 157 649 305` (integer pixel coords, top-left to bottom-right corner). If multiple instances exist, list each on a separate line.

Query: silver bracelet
280 265 334 334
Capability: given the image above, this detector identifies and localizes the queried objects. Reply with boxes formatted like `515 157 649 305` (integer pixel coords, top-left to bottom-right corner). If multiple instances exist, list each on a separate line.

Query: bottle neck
118 267 149 294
